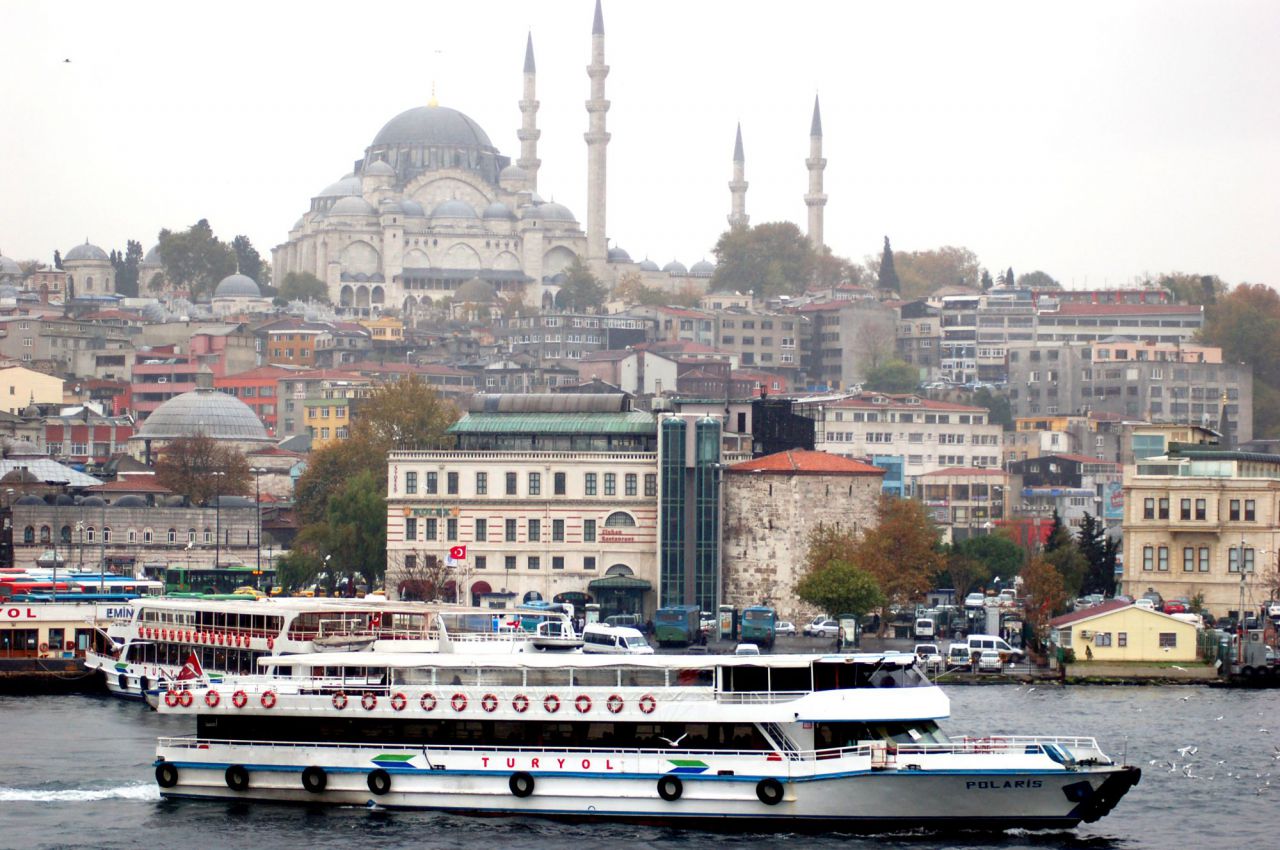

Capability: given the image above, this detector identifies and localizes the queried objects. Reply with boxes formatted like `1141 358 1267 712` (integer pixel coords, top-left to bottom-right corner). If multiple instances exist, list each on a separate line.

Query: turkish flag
449 545 467 561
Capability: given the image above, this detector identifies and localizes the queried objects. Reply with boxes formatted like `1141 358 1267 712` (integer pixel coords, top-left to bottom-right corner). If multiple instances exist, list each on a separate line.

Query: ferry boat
152 650 1140 831
87 597 578 700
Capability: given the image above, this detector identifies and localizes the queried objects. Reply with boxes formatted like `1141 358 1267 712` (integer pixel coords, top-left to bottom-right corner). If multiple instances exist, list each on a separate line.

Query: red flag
449 545 467 561
176 652 203 681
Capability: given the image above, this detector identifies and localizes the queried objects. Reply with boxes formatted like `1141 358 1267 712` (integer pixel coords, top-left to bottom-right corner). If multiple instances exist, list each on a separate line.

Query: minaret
728 123 749 228
805 94 828 250
585 0 610 268
517 32 541 190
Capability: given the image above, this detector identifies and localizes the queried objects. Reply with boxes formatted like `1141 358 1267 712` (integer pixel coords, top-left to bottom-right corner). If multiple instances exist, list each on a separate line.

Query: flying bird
1177 746 1198 757
658 733 688 747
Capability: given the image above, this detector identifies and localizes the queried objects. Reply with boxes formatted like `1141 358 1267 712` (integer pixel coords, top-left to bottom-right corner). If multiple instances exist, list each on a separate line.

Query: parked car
734 643 761 656
914 643 943 668
946 644 973 668
804 617 839 638
1162 599 1189 615
1134 598 1155 611
964 592 986 610
775 621 797 637
978 650 1004 672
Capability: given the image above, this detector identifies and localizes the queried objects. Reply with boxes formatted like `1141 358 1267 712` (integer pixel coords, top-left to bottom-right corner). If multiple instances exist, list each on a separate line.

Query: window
1157 546 1169 571
426 472 438 495
1159 633 1177 648
1158 498 1169 520
447 472 459 495
405 517 417 541
1142 546 1153 571
1118 632 1128 647
1183 547 1194 572
506 472 518 495
105 527 113 543
604 511 635 527
1180 499 1191 521
505 556 517 571
167 528 176 544
552 519 564 542
583 519 596 542
1244 547 1256 573
475 472 487 495
446 518 457 541
475 518 487 542
1199 547 1210 572
505 518 518 542
604 473 616 496
644 474 657 497
1094 633 1112 647
584 556 597 571
1230 499 1240 521
585 473 597 496
528 519 541 542
552 556 565 571
625 473 637 496
1195 498 1206 521
1245 499 1256 521
1229 547 1240 573
1143 498 1155 520
405 471 418 495
528 473 541 496
554 472 566 496
528 556 540 571
475 556 487 570
425 518 437 540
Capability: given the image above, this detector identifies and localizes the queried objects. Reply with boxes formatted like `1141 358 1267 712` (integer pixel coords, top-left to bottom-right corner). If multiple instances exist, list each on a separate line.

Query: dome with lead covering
608 247 632 262
318 175 362 197
662 260 688 275
372 105 494 149
329 196 378 216
639 258 660 272
65 241 108 262
399 199 426 217
0 255 22 275
136 387 270 442
364 159 395 176
431 199 478 219
482 202 516 220
690 259 715 275
214 273 260 298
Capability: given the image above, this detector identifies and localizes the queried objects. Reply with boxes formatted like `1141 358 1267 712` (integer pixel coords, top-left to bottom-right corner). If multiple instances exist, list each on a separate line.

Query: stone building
721 449 883 624
62 241 115 298
128 384 274 464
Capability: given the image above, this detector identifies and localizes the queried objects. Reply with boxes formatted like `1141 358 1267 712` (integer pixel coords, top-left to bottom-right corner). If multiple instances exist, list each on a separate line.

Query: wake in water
0 783 159 802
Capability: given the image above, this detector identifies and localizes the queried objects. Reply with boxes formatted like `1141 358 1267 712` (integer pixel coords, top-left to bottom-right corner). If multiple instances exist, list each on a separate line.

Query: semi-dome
65 241 108 262
639 258 660 272
534 202 576 222
371 105 495 149
482 201 516 220
136 387 270 442
80 496 107 508
214 273 260 298
0 255 21 275
431 199 478 219
455 277 497 302
317 175 362 198
607 247 633 263
112 495 147 508
662 260 688 275
690 259 715 275
399 199 426 217
363 159 395 176
329 196 378 216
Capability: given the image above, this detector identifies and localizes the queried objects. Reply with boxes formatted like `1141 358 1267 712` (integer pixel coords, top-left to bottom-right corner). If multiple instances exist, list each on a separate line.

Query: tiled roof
1049 599 1134 628
728 449 884 476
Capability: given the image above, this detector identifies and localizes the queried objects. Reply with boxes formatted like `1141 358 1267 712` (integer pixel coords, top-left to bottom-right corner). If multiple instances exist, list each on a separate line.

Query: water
2 686 1277 849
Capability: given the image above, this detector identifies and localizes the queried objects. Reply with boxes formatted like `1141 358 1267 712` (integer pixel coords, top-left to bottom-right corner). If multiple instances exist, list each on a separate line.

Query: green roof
448 411 656 436
587 575 653 591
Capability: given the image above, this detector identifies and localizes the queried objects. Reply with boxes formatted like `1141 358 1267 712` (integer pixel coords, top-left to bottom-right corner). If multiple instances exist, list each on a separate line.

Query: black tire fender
509 771 535 798
301 765 327 793
756 777 784 805
139 675 150 693
367 768 391 796
225 765 250 792
155 762 179 789
657 774 683 801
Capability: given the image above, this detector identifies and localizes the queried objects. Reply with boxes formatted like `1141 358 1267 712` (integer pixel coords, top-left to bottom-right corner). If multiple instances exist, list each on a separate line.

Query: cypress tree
878 236 899 292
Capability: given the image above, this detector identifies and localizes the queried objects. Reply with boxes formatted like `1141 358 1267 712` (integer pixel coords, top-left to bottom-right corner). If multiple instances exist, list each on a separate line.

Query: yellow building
1050 601 1198 663
358 316 405 346
303 378 376 448
0 365 64 415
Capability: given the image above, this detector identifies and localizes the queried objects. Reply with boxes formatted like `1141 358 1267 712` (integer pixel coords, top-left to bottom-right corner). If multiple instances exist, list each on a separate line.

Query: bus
740 605 778 649
144 564 276 596
654 604 703 647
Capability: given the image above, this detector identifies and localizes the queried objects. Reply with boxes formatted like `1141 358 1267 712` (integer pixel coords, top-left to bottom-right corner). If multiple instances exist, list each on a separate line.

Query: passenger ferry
152 650 1140 831
87 598 578 700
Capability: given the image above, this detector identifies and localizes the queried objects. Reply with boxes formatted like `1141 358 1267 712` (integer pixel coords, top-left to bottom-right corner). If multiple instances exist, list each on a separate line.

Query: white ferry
152 650 1139 831
87 598 578 700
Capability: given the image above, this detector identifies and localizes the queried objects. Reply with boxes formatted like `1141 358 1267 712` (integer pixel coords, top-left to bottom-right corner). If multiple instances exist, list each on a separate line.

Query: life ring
543 694 560 714
261 690 277 709
205 690 221 708
509 771 535 798
512 694 530 713
225 765 250 792
267 637 274 650
367 769 391 796
155 762 179 788
756 777 784 805
332 691 348 710
639 694 657 714
232 689 248 708
575 694 592 714
39 642 49 653
420 692 437 712
361 692 378 711
607 694 624 714
178 689 193 708
301 766 327 793
451 693 468 712
481 693 498 713
657 775 683 801
164 689 179 708
390 692 407 711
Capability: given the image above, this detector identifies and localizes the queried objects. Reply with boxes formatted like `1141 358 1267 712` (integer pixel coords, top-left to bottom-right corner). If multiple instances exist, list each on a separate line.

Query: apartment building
0 316 135 377
919 466 1011 543
795 299 897 390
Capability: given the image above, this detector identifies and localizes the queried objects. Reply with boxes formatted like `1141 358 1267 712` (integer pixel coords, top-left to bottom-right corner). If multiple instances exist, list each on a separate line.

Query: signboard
1104 481 1124 520
599 529 636 544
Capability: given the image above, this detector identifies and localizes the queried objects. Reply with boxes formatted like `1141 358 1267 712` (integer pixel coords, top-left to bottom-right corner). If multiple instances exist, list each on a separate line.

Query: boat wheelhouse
152 650 1139 831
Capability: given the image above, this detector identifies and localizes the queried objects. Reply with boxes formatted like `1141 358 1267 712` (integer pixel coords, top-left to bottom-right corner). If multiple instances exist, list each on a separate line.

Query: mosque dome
292 217 305 230
0 284 18 299
0 255 22 275
690 259 715 275
65 241 108 262
317 175 362 198
136 387 270 442
142 244 162 265
363 159 395 176
662 260 688 275
498 164 528 182
329 196 378 216
214 273 260 298
379 199 404 215
482 201 516 220
399 199 426 217
371 105 495 149
607 247 633 263
112 495 147 508
455 277 497 302
16 495 45 506
535 202 576 222
80 496 107 508
639 258 660 272
431 199 478 219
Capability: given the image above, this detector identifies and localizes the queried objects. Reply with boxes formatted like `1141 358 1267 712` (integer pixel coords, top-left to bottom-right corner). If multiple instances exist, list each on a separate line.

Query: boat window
525 668 571 688
816 720 947 748
476 667 525 687
571 668 619 688
618 666 666 687
674 668 713 688
721 664 769 692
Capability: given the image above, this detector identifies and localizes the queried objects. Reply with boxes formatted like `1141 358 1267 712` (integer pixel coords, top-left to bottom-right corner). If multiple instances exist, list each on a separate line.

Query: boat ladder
761 722 801 760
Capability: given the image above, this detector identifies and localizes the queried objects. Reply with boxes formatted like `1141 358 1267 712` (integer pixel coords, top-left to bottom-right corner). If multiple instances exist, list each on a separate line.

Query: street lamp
251 467 267 588
211 471 226 570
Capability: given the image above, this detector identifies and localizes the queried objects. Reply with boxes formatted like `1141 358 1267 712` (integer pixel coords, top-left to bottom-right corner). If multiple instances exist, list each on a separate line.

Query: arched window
127 529 137 543
39 525 51 543
144 529 154 544
604 512 636 528
103 526 112 543
23 526 34 544
167 528 176 544
203 528 212 543
86 526 95 543
60 525 72 544
86 276 94 291
188 528 196 543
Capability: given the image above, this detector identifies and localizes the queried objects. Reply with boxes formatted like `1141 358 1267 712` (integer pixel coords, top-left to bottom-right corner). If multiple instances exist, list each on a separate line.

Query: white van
581 624 654 655
914 618 936 639
964 634 1023 662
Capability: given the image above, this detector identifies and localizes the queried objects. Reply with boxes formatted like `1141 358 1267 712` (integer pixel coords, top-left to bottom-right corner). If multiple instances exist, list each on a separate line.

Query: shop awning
587 575 652 591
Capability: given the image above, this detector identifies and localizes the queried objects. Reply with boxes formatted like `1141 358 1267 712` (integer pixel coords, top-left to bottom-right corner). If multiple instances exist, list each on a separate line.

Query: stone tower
728 123 749 228
585 0 610 269
517 32 541 190
805 95 827 250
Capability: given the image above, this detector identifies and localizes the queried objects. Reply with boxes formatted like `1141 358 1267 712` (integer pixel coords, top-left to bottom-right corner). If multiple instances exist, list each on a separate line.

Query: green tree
863 359 920 393
795 560 884 620
801 523 860 576
710 222 816 297
110 240 143 297
557 256 607 311
315 469 387 593
952 532 1024 583
853 496 945 634
1016 270 1059 289
157 219 236 298
973 387 1013 429
814 246 865 287
153 433 251 505
53 250 62 270
1147 272 1226 306
981 268 994 290
232 235 270 286
1004 267 1015 287
938 550 989 605
868 245 981 299
1042 510 1088 597
876 235 899 292
278 271 329 303
1076 512 1118 596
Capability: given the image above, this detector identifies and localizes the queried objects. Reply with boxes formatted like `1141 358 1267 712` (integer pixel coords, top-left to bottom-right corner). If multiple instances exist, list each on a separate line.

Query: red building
44 410 134 470
215 365 297 436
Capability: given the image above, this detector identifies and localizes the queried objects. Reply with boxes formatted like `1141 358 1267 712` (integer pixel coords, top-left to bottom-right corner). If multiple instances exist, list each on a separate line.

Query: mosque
271 1 829 319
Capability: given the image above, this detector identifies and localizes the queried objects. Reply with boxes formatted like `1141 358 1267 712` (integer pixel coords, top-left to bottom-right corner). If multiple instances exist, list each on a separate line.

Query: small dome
482 201 516 220
0 255 21 275
662 260 688 275
163 495 186 507
379 199 404 215
607 247 633 262
399 199 426 217
364 159 395 176
431 199 478 219
317 175 362 198
16 495 45 506
213 495 254 508
293 217 305 230
534 202 576 222
499 164 528 182
639 258 660 272
65 241 109 262
54 494 76 506
690 259 715 275
112 495 147 508
80 496 106 508
136 387 270 442
455 277 496 302
329 196 377 216
142 244 162 265
214 273 260 298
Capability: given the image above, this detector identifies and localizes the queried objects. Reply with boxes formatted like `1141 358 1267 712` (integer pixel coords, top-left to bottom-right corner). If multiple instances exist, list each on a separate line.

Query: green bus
740 605 777 648
654 604 702 647
144 564 275 596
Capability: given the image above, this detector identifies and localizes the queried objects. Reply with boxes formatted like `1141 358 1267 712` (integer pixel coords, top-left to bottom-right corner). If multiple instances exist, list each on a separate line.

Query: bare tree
392 549 473 604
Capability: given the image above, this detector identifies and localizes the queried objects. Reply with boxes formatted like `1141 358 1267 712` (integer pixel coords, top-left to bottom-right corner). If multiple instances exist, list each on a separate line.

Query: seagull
658 733 688 747
1216 716 1225 722
1177 746 1198 757
1026 686 1036 693
1180 694 1191 701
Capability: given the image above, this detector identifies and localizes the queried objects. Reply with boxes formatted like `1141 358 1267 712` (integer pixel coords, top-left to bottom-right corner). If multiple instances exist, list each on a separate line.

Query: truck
739 605 777 649
653 604 702 647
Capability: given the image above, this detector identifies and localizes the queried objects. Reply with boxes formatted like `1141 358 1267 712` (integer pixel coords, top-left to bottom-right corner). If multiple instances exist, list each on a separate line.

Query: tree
852 496 945 634
157 219 236 298
795 560 884 620
868 245 982 299
111 240 143 297
1076 512 1117 596
863 359 919 393
972 387 1013 429
1021 556 1069 646
710 222 816 297
317 469 387 592
394 552 452 601
232 235 269 286
557 256 607 312
1042 510 1088 598
278 271 329 303
980 268 994 291
814 246 865 287
614 271 679 307
876 236 899 292
53 250 63 270
1144 271 1226 306
940 551 989 605
1004 267 1015 287
1016 270 1059 289
952 532 1024 583
153 433 251 505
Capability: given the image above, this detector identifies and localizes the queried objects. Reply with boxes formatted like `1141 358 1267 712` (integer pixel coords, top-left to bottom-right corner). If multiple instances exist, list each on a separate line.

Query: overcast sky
2 0 1277 288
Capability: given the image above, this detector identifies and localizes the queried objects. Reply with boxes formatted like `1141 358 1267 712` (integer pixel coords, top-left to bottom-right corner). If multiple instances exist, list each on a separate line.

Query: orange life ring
451 693 468 712
543 694 560 714
261 690 277 709
39 642 49 653
639 694 657 714
481 693 498 713
179 689 193 708
332 691 348 710
512 693 530 713
205 690 221 708
362 692 378 711
575 694 592 714
420 692 437 712
607 694 624 714
390 692 407 711
164 689 178 707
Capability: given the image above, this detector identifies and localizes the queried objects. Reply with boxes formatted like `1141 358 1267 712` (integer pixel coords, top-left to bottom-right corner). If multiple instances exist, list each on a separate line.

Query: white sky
1 0 1277 288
